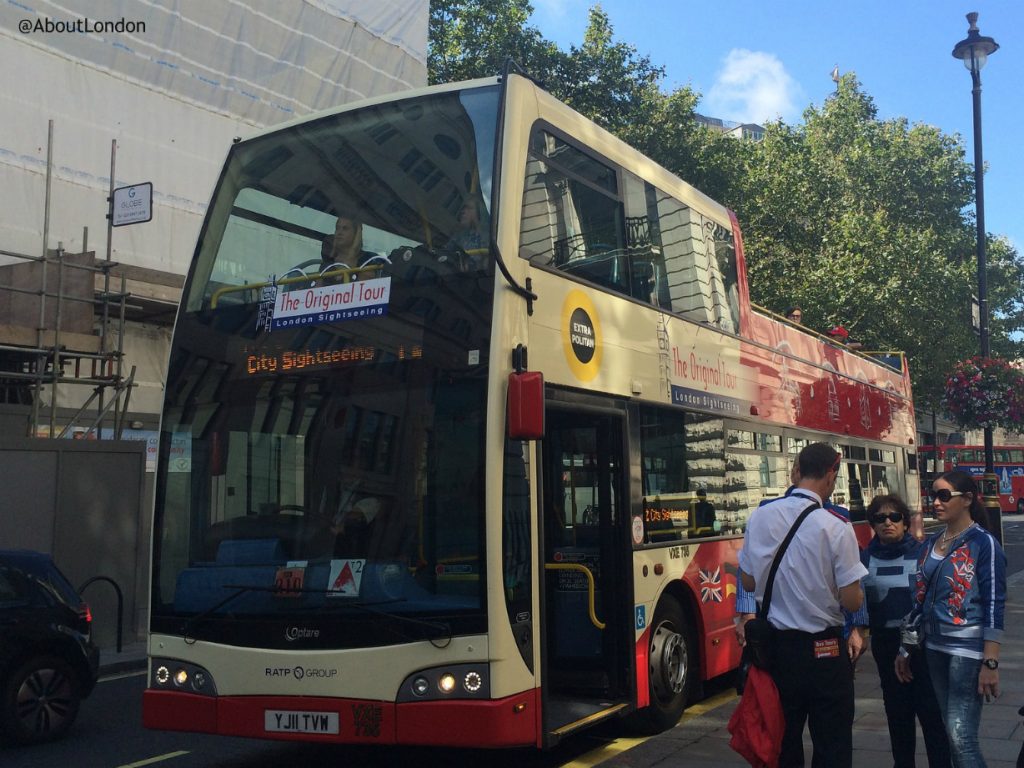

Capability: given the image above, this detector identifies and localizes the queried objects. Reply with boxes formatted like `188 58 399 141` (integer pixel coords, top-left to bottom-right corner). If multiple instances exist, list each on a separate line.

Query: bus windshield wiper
181 584 452 648
318 596 453 648
181 584 259 644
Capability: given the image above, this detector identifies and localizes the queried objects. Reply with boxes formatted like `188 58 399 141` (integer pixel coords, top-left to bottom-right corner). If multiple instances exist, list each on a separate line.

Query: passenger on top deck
828 325 863 351
320 215 377 273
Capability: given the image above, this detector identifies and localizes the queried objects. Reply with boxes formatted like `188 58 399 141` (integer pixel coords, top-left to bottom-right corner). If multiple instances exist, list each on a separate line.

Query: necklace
940 522 975 547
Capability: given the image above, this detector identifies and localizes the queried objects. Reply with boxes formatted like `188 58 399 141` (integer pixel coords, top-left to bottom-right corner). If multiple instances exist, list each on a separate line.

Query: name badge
814 638 840 659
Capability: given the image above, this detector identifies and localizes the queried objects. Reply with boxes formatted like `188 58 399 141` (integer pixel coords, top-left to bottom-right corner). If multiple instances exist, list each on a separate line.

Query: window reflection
519 133 740 333
639 406 735 542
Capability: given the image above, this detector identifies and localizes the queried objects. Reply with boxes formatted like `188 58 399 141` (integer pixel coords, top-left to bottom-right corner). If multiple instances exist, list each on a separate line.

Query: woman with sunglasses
860 494 950 767
896 471 1006 767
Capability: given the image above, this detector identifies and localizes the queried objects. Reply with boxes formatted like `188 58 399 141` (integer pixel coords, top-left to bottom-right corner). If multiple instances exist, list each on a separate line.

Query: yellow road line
562 689 738 767
560 736 648 768
115 751 190 768
678 688 737 722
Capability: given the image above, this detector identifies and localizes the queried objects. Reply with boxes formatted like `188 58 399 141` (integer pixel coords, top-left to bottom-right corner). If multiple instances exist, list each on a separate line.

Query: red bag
728 665 785 768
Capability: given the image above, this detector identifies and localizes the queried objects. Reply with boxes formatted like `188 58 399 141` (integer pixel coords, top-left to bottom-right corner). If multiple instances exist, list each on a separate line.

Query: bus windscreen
151 86 500 649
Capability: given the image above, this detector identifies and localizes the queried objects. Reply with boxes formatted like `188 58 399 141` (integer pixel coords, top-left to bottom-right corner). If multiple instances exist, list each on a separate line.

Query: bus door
539 404 632 743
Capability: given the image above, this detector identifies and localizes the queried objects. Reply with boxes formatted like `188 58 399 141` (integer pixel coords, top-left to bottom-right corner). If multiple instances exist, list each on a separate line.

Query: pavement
98 640 148 678
598 537 1024 767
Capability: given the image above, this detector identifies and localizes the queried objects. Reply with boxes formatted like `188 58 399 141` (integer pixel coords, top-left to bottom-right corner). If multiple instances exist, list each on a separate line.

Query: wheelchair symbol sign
635 605 646 630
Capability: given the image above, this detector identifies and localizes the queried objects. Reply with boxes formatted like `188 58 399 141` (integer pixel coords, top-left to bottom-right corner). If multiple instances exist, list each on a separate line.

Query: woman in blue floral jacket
896 470 1006 768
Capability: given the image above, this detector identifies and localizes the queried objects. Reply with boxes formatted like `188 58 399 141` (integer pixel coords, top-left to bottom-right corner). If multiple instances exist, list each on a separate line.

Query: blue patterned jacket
908 525 1006 656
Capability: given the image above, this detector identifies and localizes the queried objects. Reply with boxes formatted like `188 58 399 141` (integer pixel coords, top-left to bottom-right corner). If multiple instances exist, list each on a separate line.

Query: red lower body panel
635 626 650 708
143 688 539 747
397 690 538 747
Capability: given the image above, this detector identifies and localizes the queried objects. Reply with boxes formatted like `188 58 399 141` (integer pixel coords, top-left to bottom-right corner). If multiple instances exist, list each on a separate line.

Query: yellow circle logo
562 290 602 382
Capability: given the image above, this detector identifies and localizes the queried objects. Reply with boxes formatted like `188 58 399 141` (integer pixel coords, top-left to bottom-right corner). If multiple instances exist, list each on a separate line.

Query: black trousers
772 627 854 768
871 629 952 768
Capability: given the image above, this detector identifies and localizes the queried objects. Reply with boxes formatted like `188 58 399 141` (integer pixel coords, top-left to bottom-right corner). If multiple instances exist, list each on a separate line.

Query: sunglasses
932 489 965 503
870 511 903 525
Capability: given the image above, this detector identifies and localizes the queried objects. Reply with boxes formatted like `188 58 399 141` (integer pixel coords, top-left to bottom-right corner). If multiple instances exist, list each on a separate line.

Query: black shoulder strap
760 500 821 618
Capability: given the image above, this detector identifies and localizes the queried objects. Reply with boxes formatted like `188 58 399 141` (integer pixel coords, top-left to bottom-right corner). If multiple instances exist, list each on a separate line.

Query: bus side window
622 173 671 308
650 187 739 334
519 130 629 297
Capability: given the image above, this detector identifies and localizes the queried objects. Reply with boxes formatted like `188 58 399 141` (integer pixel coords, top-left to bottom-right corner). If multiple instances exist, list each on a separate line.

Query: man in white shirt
739 442 867 768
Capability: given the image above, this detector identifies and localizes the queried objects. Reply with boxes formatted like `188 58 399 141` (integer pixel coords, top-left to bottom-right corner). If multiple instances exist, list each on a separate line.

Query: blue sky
529 1 1022 254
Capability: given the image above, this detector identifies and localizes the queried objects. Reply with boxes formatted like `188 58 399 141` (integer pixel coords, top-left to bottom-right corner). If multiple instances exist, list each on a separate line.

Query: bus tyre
632 597 695 734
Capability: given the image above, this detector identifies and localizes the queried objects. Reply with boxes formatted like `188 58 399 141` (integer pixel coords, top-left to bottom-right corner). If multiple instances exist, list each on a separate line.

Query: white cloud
705 49 803 125
530 0 579 21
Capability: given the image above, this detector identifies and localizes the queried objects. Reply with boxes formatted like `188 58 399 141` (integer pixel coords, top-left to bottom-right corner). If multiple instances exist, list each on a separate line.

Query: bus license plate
264 710 339 734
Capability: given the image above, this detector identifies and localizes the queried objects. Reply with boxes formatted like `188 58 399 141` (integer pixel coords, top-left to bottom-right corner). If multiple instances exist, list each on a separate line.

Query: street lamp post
952 11 1002 543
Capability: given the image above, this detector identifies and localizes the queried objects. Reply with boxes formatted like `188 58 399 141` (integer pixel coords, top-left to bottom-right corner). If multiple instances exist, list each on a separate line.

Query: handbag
743 500 821 671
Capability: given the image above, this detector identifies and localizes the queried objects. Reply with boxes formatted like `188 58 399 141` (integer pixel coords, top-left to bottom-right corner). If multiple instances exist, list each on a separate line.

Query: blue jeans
925 648 986 768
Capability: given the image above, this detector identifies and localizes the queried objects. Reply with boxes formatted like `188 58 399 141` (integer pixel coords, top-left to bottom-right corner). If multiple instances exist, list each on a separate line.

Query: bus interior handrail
544 563 606 630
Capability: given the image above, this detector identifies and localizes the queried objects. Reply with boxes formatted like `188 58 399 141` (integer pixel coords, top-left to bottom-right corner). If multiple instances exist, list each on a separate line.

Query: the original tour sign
257 276 392 333
666 322 753 417
111 182 153 227
561 289 602 382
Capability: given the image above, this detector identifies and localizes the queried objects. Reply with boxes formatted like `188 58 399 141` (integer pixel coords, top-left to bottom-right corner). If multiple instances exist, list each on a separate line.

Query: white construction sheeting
0 0 428 274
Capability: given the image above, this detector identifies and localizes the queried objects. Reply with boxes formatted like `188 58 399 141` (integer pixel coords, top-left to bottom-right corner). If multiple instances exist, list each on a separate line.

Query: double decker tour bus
143 72 918 748
920 444 1024 514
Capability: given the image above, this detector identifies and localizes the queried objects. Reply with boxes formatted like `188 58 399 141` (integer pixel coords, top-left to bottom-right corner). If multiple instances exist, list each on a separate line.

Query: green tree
428 0 558 85
734 75 1018 407
980 234 1024 361
547 8 664 141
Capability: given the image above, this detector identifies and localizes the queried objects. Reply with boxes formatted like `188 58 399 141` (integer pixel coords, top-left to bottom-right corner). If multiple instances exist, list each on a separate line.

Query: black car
0 550 100 745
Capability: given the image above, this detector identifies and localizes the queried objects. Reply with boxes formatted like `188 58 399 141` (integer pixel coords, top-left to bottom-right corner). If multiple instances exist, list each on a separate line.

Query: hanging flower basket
942 356 1024 430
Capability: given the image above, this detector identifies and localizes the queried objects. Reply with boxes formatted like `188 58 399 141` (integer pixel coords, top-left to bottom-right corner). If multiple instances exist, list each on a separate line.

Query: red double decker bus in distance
919 444 1024 515
143 72 918 749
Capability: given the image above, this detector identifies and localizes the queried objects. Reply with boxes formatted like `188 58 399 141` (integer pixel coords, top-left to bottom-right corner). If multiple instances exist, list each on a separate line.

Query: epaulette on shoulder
827 509 850 524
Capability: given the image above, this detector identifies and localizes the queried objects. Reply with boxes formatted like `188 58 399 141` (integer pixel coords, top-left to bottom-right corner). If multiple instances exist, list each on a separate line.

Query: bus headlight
463 671 482 693
397 663 489 702
438 673 457 694
149 658 218 697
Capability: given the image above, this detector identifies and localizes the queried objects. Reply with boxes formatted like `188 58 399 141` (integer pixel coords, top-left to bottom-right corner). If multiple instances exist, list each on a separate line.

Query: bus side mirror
508 371 544 440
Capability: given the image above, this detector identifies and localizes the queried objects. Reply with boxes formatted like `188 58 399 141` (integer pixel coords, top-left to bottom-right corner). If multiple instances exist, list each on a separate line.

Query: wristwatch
983 658 999 670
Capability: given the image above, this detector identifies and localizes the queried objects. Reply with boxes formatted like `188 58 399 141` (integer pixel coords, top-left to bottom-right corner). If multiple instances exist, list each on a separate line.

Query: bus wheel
633 597 695 734
1017 498 1024 515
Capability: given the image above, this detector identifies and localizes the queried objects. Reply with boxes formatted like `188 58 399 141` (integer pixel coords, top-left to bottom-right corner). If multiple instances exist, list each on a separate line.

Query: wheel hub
649 621 686 699
16 668 73 734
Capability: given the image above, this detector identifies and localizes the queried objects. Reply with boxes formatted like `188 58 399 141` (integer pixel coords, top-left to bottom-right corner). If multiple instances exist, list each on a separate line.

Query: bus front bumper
143 688 539 747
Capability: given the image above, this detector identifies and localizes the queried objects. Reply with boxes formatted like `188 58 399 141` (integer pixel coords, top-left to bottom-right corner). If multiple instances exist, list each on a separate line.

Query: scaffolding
0 239 135 438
